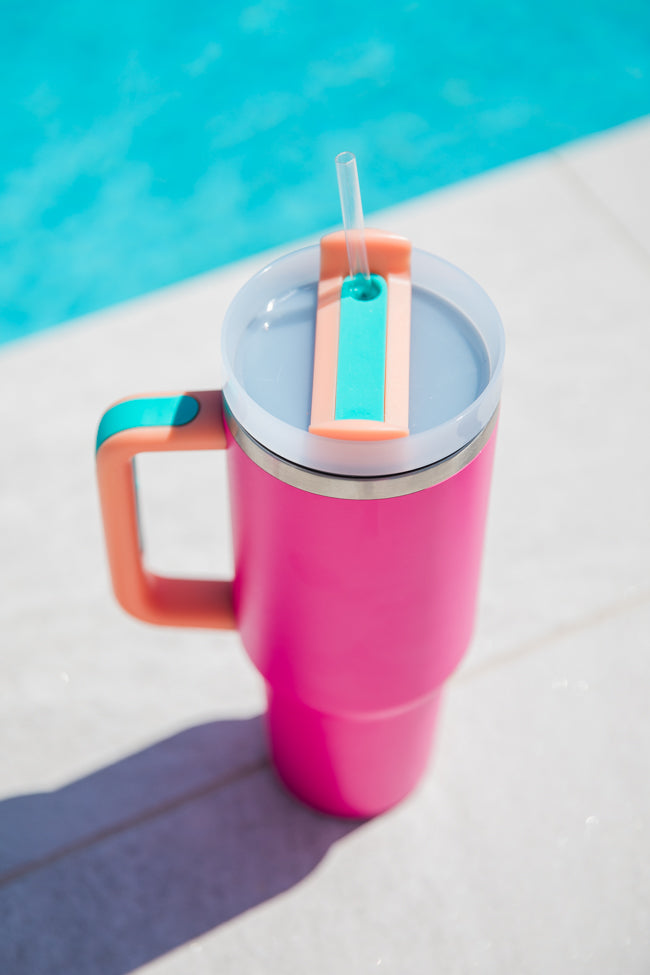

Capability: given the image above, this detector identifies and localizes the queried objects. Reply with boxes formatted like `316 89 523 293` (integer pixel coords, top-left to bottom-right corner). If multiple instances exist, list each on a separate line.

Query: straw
335 151 374 299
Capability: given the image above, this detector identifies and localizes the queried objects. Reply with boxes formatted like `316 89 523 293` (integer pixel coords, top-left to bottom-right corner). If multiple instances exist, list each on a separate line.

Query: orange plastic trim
96 389 236 630
309 420 408 441
309 229 412 440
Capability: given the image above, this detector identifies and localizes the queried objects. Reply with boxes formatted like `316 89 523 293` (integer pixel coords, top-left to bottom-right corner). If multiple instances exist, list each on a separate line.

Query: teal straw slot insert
334 273 387 422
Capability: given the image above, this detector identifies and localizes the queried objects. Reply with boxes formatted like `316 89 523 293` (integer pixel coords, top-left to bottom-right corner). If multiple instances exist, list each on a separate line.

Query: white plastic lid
222 244 504 477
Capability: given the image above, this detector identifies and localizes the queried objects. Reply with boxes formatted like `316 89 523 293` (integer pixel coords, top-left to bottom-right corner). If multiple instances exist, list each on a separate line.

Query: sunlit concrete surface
1 116 649 974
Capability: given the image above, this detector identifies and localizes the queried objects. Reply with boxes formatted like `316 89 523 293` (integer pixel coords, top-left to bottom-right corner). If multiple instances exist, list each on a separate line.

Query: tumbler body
225 420 497 816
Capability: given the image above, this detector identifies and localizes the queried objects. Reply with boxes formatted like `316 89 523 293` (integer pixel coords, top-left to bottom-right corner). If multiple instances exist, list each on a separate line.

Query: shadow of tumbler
0 717 359 975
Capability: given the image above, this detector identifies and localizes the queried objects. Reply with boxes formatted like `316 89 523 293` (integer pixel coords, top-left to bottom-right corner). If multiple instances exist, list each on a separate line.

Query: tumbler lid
221 243 504 477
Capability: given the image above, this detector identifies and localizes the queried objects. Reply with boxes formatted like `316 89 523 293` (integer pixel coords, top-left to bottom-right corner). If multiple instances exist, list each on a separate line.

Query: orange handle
96 389 236 629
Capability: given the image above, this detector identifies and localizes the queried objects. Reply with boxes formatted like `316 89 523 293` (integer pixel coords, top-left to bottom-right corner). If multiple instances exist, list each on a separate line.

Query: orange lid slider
309 152 411 442
309 227 412 441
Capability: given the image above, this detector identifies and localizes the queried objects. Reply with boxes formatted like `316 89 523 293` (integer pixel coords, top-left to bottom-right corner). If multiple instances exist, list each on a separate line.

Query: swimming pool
2 0 650 343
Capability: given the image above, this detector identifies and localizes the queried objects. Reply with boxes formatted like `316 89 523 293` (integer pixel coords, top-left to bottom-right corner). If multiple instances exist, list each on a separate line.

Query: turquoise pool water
2 0 650 343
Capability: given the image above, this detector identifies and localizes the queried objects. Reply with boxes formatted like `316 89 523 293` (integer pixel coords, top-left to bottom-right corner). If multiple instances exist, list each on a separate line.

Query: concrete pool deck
1 116 649 973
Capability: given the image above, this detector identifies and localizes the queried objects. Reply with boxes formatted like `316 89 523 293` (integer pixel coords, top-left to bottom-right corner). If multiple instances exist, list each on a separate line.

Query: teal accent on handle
95 395 200 453
335 273 387 422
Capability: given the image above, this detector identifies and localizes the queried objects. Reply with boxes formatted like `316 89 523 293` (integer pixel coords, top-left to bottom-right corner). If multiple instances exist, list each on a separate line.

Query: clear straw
335 151 372 297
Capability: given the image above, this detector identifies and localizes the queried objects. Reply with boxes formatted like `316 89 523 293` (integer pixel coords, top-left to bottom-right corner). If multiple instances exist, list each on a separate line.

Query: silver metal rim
224 405 499 500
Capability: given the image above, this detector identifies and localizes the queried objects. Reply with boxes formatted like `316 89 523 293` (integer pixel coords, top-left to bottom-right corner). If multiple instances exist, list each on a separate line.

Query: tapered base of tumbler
265 684 442 818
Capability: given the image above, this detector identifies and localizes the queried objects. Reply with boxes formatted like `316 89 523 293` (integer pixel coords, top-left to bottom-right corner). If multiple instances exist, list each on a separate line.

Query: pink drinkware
96 202 504 819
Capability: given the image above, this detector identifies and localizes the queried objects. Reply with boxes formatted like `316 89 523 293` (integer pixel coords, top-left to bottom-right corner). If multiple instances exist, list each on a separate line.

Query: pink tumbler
96 232 505 818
